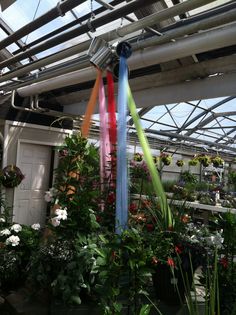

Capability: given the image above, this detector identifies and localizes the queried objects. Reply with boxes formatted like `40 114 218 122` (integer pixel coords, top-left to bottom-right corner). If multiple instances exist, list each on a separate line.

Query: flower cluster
0 222 41 247
51 207 68 227
185 223 224 249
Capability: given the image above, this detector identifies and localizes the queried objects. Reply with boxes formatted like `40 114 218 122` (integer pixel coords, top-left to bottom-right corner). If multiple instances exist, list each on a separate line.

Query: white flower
0 228 11 236
11 224 22 233
31 223 41 230
0 218 5 223
51 217 61 227
190 235 199 243
55 208 68 221
6 235 20 246
45 191 53 202
44 188 57 202
205 234 224 248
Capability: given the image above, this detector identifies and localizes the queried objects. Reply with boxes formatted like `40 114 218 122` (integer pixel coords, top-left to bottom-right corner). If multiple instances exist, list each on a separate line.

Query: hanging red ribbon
107 71 117 147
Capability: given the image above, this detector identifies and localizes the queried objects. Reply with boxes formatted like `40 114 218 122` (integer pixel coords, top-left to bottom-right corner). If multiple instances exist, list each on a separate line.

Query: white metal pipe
66 72 236 115
130 72 236 108
54 54 236 105
128 22 236 69
17 23 236 97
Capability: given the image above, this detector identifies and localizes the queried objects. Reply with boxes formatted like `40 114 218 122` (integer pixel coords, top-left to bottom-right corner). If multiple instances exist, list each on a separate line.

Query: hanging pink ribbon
99 77 111 189
107 71 117 185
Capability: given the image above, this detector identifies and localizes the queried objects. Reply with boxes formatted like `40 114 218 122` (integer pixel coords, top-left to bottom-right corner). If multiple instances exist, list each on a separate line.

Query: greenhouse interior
0 0 236 314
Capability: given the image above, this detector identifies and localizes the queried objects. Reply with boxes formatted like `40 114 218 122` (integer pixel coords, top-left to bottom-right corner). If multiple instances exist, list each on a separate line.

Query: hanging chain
90 0 95 19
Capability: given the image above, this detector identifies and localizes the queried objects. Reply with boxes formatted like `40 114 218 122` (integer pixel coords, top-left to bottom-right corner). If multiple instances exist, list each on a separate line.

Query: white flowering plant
0 220 41 291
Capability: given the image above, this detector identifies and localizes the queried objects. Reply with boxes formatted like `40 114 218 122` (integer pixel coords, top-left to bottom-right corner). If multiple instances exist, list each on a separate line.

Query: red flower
107 192 116 204
129 203 137 214
96 215 102 222
219 256 228 268
167 257 175 268
146 223 154 232
111 251 117 260
175 245 183 254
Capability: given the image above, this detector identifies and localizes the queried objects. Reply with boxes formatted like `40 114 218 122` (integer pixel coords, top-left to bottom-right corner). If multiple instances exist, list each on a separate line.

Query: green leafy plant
197 155 211 167
211 156 224 168
160 152 172 166
180 171 198 184
96 229 152 315
176 160 184 167
188 158 199 166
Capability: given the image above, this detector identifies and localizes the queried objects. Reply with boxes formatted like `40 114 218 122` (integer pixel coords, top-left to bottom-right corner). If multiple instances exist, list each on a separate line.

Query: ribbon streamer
81 69 102 138
115 56 129 234
107 71 117 185
127 85 173 229
107 71 117 146
99 77 111 188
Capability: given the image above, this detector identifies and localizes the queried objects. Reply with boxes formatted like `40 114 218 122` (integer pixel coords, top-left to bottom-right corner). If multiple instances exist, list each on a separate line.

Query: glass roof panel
188 0 232 16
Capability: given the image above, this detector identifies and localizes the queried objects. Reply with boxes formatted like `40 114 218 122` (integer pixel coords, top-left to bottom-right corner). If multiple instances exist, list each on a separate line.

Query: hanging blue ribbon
115 55 129 234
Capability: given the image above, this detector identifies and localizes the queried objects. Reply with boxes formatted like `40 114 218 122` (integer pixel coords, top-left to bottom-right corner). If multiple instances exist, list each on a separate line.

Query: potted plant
0 219 41 291
176 160 184 167
211 156 224 168
197 154 211 167
160 153 172 166
0 165 25 188
188 158 198 166
133 152 143 162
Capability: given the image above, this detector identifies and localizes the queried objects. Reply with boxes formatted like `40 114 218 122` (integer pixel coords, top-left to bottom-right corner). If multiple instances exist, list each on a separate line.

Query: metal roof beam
145 129 236 153
185 110 236 136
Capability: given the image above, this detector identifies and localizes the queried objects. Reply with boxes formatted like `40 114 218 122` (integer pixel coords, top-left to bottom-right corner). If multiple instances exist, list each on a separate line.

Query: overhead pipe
0 0 218 75
3 6 236 91
0 0 87 50
131 7 236 49
12 0 124 55
162 0 236 32
0 0 158 69
11 90 82 120
16 22 236 97
127 22 236 69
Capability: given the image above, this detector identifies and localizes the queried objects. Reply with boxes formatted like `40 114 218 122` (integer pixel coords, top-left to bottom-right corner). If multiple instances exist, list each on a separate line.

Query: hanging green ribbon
127 85 173 229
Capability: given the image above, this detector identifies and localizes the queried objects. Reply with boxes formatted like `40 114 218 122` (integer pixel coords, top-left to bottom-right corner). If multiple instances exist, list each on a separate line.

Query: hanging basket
0 165 25 188
211 156 224 168
176 160 184 167
160 153 172 166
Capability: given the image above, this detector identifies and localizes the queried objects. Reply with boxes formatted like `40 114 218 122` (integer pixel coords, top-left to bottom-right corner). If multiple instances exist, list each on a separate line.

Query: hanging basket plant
176 160 184 167
133 152 143 162
188 158 199 166
153 156 159 164
160 153 172 166
211 156 224 168
0 165 25 188
197 154 211 167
